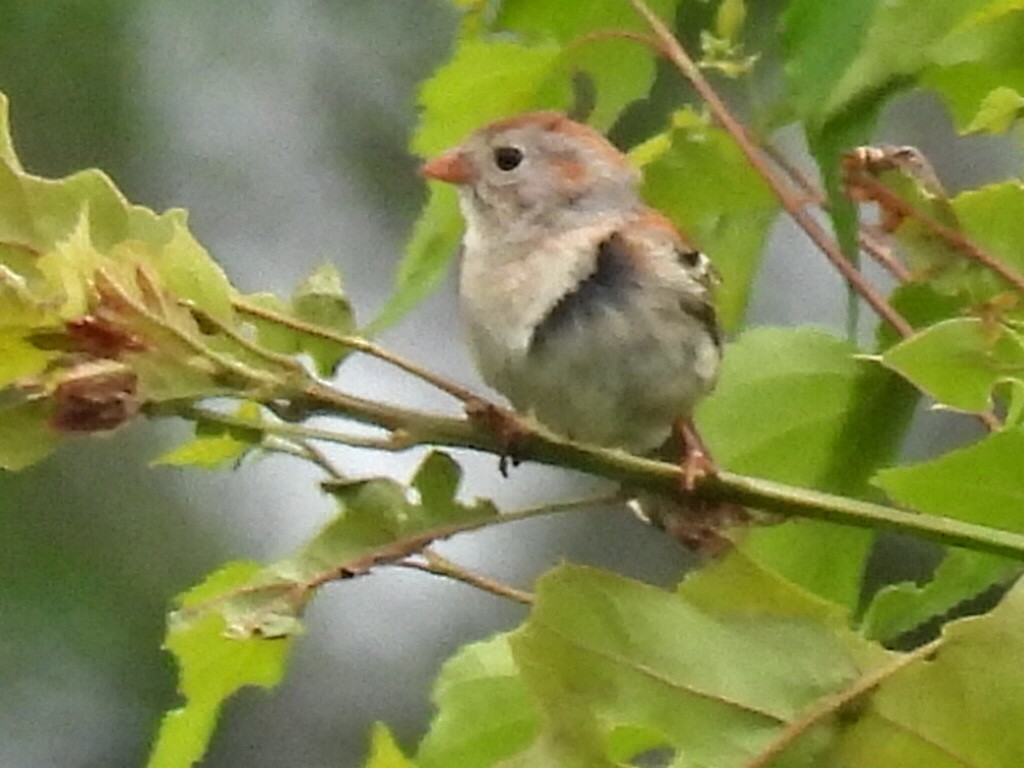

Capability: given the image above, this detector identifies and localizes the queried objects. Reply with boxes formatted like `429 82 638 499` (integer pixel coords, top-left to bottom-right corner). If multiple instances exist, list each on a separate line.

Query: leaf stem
183 300 308 375
626 0 914 339
398 549 535 605
232 296 480 404
744 637 944 768
847 175 1024 296
95 269 282 389
755 138 914 283
181 403 410 452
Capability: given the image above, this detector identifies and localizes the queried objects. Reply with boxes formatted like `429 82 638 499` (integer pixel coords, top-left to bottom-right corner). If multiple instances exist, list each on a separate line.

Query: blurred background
0 1 1018 766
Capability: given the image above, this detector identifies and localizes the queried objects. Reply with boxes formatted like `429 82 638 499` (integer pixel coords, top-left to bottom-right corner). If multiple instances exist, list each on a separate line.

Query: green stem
232 296 480 403
170 388 1024 561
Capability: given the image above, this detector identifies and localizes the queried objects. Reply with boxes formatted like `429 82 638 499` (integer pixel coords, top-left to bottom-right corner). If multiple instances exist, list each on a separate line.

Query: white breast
458 219 617 396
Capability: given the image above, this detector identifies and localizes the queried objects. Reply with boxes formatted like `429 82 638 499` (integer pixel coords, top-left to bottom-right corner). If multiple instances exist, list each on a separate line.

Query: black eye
677 248 702 268
493 146 524 171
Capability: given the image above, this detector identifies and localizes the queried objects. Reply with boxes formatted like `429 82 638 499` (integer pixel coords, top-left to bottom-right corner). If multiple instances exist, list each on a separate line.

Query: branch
174 492 612 625
168 388 1024 561
232 296 481 404
398 549 535 605
845 175 1024 296
626 0 915 339
755 139 915 283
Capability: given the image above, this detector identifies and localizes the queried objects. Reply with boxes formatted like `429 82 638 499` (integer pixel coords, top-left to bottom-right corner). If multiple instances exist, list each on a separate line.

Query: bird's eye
677 248 702 268
493 146 524 171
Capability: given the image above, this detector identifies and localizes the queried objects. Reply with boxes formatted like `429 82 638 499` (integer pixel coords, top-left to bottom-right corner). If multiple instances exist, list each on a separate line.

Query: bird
421 110 723 520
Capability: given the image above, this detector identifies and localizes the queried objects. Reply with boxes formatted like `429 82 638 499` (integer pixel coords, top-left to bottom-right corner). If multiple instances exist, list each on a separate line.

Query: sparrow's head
421 111 641 240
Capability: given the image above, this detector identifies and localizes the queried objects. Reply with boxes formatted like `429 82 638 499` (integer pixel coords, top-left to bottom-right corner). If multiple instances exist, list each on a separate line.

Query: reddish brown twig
627 0 914 339
843 173 1024 296
756 140 914 282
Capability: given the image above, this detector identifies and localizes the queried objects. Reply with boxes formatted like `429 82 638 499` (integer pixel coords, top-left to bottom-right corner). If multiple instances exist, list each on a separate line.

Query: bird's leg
465 398 531 477
674 418 717 492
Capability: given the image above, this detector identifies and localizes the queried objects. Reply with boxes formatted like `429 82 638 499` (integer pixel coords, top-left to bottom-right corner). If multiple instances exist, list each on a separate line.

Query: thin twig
263 436 348 480
756 139 914 282
744 638 944 768
627 0 914 339
859 232 915 282
398 548 535 605
181 403 411 451
764 154 1001 430
95 269 282 389
232 296 480 404
174 492 617 623
183 300 307 375
850 175 1024 295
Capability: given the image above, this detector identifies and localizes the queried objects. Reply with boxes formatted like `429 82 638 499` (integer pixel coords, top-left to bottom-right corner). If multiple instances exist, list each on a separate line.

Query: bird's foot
466 398 530 477
675 419 718 493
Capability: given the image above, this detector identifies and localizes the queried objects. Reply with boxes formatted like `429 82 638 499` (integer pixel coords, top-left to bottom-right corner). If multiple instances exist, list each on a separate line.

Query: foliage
2 0 1024 766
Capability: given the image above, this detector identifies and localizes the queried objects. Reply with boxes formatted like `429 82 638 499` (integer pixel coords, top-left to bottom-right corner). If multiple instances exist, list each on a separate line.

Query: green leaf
366 186 461 336
877 282 966 351
0 93 22 172
881 319 1024 412
495 0 681 130
715 0 747 41
1007 377 1024 425
148 562 295 768
819 0 990 121
0 330 52 387
966 85 1024 133
925 64 1024 133
152 402 263 470
372 38 572 332
417 634 537 768
698 327 916 606
149 453 498 764
781 0 880 120
179 453 498 645
507 562 886 766
0 88 258 459
299 453 496 580
240 291 300 354
883 181 1024 307
640 109 779 332
862 549 1020 643
154 220 234 325
920 6 1024 133
677 549 852 629
953 181 1024 286
780 0 885 333
0 400 58 471
291 263 354 376
874 426 1024 533
411 39 571 159
839 578 1024 766
364 723 417 768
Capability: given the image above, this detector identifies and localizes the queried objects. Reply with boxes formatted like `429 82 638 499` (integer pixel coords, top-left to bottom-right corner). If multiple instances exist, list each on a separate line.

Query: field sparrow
421 111 722 499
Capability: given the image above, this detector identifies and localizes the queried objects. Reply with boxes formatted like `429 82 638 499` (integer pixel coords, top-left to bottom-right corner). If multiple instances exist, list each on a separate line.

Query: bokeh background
0 2 1018 766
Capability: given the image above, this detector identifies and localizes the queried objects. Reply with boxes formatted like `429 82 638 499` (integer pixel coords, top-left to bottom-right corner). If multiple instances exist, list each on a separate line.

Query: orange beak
421 150 475 185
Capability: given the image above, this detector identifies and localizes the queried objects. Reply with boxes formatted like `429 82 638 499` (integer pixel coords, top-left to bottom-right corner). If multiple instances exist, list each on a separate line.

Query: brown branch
232 296 481 405
398 548 535 605
756 139 914 283
744 638 944 768
848 175 1024 296
174 494 612 625
627 0 914 339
